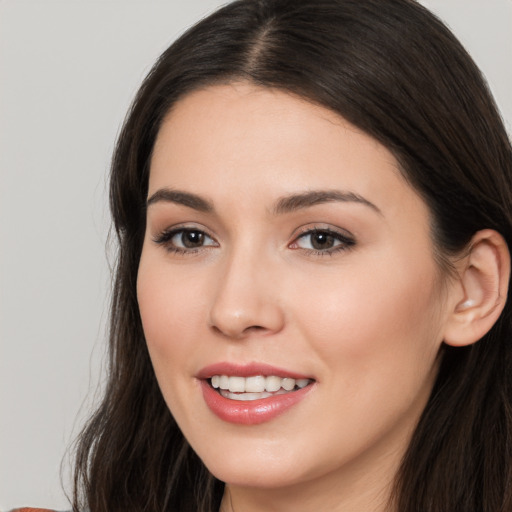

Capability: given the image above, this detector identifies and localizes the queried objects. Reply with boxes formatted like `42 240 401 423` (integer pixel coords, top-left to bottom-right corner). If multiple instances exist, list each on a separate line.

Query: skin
137 83 460 512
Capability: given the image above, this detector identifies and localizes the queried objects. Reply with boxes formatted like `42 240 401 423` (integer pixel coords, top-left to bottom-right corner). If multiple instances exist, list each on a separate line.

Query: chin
193 438 309 489
206 459 305 489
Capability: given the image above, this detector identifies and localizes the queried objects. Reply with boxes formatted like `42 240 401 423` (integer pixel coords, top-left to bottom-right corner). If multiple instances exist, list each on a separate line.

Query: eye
290 227 355 254
153 227 218 253
172 230 211 249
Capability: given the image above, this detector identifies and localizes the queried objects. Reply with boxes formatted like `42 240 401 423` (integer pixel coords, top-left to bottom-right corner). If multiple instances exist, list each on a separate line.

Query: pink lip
197 362 315 425
196 362 312 380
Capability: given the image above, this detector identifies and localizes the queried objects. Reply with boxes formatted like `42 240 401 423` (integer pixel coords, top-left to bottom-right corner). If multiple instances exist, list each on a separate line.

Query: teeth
296 379 309 389
229 376 245 392
219 375 229 389
221 390 273 401
220 389 289 401
265 375 281 392
210 374 312 394
246 375 266 392
282 378 295 391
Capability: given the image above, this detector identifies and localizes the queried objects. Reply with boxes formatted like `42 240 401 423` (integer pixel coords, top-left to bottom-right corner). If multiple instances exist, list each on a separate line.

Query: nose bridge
209 240 284 338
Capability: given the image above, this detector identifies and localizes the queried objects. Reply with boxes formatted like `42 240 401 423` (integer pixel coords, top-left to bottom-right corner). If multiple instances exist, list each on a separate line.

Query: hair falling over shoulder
72 1 512 511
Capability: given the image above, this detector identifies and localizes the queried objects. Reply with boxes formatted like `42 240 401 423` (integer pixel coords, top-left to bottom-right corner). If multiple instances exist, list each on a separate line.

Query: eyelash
152 226 218 255
152 226 356 256
290 226 355 256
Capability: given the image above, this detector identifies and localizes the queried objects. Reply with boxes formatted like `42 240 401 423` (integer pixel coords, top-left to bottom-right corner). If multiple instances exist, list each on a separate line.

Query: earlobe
444 229 510 347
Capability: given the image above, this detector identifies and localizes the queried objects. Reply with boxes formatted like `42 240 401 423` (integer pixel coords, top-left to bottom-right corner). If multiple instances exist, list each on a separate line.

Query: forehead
149 82 425 223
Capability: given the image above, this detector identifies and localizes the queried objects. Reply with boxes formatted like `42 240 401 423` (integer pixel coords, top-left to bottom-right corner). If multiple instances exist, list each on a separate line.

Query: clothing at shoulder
10 508 71 512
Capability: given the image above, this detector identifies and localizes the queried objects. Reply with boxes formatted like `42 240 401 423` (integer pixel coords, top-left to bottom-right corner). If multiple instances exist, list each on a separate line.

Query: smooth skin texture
137 83 509 512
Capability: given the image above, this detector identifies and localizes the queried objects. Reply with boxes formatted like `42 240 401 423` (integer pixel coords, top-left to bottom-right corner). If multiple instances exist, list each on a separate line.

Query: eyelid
151 222 355 256
152 223 219 253
288 224 356 254
290 223 355 241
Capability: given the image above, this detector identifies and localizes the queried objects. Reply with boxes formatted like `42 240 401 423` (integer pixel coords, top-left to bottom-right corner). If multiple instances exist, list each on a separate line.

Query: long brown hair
73 1 512 510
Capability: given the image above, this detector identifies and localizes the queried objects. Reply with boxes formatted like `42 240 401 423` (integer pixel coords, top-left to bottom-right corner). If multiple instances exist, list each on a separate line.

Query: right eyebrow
146 188 213 213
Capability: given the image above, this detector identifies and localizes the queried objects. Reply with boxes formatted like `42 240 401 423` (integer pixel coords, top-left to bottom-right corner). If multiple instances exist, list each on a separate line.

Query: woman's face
137 83 454 503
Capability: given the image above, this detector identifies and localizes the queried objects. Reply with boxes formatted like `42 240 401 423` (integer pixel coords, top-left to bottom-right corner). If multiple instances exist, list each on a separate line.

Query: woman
20 0 512 510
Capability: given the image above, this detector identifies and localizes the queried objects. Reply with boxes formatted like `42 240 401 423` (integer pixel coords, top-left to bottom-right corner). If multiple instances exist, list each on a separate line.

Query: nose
208 249 285 339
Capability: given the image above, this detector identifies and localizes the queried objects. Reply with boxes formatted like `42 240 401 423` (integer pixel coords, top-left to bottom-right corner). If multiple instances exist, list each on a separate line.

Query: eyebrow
146 188 381 216
273 190 382 216
146 188 213 212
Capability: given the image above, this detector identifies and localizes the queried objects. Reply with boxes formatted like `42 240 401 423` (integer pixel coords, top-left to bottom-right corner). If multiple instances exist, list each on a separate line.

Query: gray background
1 1 511 509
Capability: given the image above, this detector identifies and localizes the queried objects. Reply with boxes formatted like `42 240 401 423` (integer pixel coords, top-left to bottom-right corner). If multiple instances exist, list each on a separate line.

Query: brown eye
153 227 218 253
291 228 355 254
180 230 205 248
309 232 336 250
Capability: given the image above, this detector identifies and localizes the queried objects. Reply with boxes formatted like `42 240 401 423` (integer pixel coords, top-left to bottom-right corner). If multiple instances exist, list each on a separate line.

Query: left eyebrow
272 190 382 216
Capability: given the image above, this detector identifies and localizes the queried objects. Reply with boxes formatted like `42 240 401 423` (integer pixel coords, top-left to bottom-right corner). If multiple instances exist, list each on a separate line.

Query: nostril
245 325 265 332
211 323 266 338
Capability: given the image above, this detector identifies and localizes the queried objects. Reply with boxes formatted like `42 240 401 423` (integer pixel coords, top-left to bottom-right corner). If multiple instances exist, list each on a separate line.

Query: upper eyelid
292 230 354 243
152 223 215 237
151 223 355 248
292 224 355 239
152 227 219 255
289 225 356 250
152 225 218 246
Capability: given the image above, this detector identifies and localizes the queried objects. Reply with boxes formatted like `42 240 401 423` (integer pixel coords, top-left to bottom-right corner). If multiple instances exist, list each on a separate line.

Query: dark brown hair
73 1 512 510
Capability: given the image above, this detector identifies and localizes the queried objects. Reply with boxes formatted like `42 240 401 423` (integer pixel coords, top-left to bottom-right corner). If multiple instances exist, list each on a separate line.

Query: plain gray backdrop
1 1 511 509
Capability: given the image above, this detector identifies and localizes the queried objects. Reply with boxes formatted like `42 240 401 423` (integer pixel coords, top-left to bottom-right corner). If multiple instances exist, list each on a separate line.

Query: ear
443 229 510 347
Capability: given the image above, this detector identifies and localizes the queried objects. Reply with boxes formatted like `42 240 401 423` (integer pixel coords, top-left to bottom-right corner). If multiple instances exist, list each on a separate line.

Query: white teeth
245 375 266 393
219 375 229 389
282 378 295 391
228 376 245 392
265 375 282 392
221 390 273 401
210 374 313 394
296 378 309 389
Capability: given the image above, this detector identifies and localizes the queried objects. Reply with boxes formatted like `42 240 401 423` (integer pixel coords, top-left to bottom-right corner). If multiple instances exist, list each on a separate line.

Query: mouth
208 374 314 401
198 363 316 424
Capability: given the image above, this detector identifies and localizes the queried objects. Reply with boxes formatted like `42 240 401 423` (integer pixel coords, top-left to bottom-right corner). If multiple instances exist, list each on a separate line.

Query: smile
198 364 316 425
210 375 312 401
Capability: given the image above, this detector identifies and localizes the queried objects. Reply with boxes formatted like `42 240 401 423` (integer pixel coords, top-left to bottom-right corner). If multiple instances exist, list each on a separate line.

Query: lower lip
200 380 314 425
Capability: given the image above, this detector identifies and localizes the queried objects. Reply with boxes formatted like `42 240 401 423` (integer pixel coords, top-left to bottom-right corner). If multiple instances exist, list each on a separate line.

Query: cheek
292 254 444 380
137 253 206 375
284 255 445 461
137 253 213 430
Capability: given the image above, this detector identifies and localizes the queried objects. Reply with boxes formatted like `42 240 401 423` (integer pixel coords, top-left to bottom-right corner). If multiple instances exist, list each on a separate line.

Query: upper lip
196 362 313 380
